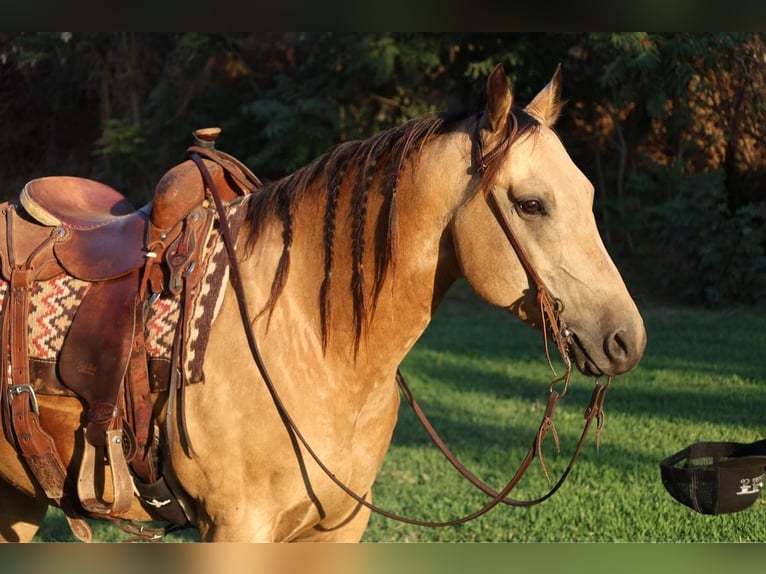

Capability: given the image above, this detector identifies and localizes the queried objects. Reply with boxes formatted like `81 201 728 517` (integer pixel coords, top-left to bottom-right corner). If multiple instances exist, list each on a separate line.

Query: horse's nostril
605 329 630 362
595 324 646 375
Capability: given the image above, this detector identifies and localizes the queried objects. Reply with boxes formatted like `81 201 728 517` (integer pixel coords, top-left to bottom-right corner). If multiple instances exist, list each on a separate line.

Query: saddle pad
182 196 249 383
0 275 91 361
0 196 250 393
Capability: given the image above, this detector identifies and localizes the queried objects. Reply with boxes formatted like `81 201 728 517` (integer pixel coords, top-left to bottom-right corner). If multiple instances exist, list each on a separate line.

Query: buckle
8 384 40 416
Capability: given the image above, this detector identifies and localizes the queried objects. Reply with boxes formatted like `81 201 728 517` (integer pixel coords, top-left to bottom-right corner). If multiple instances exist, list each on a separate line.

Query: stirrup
77 428 134 516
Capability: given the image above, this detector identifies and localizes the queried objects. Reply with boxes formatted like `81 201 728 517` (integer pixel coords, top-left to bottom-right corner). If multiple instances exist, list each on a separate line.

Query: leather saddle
0 128 260 540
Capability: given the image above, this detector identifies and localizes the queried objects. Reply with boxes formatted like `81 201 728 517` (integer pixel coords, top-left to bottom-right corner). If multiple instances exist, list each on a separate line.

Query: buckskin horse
0 64 646 542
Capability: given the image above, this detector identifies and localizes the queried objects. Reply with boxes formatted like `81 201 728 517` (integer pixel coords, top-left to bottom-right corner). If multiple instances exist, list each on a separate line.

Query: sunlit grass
363 287 766 542
33 283 766 542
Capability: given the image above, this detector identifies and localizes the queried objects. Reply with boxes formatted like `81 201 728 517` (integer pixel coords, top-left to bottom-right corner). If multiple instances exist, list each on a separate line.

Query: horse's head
452 64 646 377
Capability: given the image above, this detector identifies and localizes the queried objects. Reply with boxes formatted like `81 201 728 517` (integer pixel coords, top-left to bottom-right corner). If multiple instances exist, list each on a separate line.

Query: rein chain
187 117 611 528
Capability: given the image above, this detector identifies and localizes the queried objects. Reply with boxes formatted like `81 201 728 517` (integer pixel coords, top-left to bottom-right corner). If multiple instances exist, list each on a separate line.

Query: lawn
33 281 766 542
363 283 766 542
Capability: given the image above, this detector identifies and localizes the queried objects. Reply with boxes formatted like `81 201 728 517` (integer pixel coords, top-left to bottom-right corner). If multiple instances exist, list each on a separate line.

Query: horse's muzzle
569 322 647 377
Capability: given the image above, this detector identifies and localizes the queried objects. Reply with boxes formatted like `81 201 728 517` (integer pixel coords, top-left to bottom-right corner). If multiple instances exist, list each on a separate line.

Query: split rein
187 116 612 528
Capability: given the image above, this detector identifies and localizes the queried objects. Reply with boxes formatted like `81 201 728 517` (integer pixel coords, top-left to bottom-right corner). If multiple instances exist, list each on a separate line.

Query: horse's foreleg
0 479 48 542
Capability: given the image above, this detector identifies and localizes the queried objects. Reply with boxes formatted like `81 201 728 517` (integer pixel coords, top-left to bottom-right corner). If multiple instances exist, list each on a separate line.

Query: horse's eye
517 199 544 216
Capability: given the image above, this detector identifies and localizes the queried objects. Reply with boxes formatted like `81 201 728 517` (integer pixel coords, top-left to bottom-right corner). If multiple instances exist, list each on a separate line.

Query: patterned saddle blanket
0 198 248 397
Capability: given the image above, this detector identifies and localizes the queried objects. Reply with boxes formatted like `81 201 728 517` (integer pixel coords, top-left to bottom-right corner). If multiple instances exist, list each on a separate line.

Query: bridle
187 111 612 529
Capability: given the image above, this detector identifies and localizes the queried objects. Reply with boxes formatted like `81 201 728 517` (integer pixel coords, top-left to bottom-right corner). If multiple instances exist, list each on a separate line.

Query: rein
187 115 611 527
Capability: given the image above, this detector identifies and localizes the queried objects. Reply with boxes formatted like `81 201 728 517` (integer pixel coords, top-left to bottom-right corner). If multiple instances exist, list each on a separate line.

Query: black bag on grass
660 439 766 515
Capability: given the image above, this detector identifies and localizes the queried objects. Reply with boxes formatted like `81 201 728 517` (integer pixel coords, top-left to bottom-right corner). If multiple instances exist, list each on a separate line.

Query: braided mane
244 107 539 352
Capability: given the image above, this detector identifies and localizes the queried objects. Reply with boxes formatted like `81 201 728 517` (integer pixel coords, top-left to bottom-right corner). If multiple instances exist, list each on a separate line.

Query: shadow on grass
409 284 766 431
399 346 765 432
33 283 766 542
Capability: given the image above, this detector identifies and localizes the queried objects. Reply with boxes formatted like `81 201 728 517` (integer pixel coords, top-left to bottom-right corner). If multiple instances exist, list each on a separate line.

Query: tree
1 32 763 304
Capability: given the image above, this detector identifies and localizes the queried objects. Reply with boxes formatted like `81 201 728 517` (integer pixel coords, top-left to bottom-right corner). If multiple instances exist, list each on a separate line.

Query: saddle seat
16 152 247 284
21 176 137 229
19 176 150 282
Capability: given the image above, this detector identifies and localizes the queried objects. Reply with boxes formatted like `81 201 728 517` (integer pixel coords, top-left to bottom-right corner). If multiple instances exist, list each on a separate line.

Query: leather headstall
196 113 613 529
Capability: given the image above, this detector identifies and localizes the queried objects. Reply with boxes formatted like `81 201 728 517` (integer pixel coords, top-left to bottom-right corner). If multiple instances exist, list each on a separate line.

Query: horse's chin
568 336 605 378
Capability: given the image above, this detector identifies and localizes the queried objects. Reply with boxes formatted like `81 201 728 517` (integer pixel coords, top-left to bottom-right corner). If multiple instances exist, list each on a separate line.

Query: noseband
188 112 612 529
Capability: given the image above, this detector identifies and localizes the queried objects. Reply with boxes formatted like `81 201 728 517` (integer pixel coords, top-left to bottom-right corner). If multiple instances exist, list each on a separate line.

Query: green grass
33 282 766 542
362 285 766 542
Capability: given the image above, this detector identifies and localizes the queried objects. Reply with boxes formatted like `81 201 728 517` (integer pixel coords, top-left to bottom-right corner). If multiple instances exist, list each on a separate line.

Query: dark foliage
1 32 763 305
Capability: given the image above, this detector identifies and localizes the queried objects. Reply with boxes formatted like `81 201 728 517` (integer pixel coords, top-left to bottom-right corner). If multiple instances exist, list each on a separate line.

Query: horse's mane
244 107 539 353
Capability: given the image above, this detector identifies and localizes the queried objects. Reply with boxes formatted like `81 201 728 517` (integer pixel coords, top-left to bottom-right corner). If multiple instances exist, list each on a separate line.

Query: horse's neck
316 135 469 373
238 130 471 382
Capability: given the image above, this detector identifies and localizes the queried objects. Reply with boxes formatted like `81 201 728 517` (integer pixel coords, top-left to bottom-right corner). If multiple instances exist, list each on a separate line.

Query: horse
0 63 646 542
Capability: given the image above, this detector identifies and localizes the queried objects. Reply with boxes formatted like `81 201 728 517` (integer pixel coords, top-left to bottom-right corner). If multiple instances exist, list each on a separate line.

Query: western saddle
0 128 260 541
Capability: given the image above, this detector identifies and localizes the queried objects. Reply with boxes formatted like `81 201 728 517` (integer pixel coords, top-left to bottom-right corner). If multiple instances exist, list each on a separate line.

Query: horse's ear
479 63 513 141
525 64 564 127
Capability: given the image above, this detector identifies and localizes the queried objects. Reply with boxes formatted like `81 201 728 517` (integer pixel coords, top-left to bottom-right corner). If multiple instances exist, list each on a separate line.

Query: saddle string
190 125 610 526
